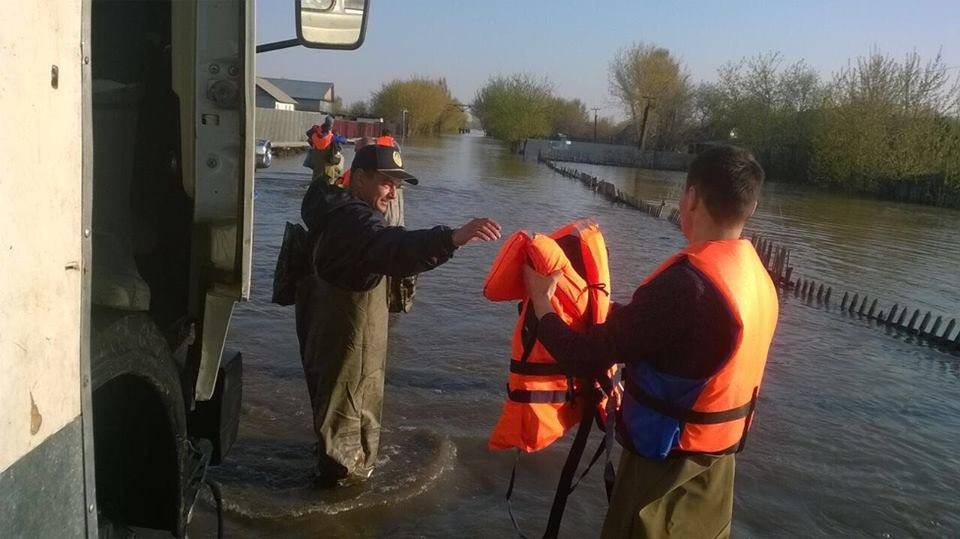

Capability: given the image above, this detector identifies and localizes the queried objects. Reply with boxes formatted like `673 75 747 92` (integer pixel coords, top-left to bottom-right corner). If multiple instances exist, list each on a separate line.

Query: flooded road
211 135 960 537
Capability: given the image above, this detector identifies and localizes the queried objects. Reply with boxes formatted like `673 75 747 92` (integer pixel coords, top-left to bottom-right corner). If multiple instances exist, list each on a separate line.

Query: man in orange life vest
523 145 779 538
305 115 348 184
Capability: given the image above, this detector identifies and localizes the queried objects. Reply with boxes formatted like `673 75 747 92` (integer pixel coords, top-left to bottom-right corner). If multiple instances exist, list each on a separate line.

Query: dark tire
91 311 188 535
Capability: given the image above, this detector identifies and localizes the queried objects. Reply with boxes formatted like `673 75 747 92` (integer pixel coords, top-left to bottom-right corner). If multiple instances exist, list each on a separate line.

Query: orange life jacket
376 135 396 147
484 220 612 452
620 239 779 458
311 130 334 150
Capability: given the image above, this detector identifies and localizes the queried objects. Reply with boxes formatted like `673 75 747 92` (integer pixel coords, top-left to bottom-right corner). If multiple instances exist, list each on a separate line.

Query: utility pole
637 96 655 150
591 107 601 143
401 108 408 139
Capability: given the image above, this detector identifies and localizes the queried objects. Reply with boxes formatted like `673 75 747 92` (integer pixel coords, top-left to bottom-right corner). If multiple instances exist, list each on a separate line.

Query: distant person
523 145 779 537
376 128 398 149
305 115 348 184
297 144 501 487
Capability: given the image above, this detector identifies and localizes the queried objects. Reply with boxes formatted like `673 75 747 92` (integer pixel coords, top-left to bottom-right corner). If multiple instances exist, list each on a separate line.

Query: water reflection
214 136 959 538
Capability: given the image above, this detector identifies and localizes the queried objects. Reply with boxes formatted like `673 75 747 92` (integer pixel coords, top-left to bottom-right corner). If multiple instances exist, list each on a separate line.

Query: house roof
261 77 334 102
255 77 296 104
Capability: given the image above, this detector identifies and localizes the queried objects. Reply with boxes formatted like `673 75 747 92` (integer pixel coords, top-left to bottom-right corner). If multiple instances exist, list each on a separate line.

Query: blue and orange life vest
619 239 779 459
483 220 615 452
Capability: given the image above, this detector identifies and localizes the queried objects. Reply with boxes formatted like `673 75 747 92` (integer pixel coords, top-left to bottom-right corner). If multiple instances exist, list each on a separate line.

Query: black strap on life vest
510 361 567 376
736 386 760 453
622 375 754 425
506 450 530 539
518 300 539 364
543 397 596 538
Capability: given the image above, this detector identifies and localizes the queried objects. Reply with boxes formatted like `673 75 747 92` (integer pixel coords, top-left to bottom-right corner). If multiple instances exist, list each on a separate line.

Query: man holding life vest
297 144 501 488
523 145 778 538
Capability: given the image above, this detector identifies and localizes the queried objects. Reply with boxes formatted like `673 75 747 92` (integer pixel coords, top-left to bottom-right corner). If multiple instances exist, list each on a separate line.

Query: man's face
353 169 401 214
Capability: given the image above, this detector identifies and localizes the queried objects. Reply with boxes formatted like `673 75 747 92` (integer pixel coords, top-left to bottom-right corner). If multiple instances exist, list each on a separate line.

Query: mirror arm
256 38 302 54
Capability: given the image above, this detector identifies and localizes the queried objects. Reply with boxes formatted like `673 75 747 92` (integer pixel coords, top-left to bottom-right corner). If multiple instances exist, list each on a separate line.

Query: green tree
346 99 370 118
609 42 694 150
472 74 557 150
370 77 466 136
813 50 960 190
551 97 590 139
694 53 825 181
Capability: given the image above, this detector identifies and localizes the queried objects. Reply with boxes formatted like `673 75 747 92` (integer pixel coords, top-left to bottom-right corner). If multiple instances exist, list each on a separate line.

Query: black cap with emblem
350 144 419 185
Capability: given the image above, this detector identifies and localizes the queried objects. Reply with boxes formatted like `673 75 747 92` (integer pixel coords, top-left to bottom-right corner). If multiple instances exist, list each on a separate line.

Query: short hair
381 128 391 136
686 145 765 225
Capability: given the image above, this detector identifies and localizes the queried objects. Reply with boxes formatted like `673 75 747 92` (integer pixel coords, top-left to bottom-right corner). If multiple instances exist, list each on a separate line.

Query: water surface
212 135 960 537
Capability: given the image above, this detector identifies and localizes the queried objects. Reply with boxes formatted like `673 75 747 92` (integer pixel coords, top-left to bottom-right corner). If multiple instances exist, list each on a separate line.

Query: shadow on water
199 136 960 538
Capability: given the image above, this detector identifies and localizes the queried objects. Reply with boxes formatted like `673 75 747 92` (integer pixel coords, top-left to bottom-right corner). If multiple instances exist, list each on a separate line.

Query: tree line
346 77 467 136
344 75 601 147
470 44 960 193
344 45 960 194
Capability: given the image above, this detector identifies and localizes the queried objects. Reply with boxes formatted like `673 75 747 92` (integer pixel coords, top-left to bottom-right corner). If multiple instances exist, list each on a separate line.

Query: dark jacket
300 181 457 291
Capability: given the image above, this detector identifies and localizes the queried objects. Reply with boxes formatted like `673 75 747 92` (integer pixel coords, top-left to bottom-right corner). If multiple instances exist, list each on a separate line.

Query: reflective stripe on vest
620 239 778 458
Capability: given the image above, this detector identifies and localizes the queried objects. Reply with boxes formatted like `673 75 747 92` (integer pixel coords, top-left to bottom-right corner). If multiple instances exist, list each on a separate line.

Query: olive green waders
601 451 735 539
295 275 388 480
384 188 417 313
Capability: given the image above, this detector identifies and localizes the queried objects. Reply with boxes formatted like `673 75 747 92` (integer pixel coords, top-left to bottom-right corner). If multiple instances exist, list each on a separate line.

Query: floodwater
206 135 960 537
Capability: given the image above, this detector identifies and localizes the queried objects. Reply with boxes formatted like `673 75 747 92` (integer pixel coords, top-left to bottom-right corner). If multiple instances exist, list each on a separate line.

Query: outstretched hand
452 217 502 247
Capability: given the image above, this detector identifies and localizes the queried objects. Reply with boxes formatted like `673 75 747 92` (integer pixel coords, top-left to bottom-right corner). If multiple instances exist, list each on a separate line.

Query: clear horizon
257 1 960 119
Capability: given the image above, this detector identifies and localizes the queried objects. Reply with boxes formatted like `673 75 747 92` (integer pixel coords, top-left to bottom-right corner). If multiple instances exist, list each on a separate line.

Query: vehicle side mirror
296 0 369 50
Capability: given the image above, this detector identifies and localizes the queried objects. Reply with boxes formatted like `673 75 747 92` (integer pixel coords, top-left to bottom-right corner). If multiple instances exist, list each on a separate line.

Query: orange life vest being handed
620 239 779 459
376 135 396 147
484 220 612 452
311 130 334 150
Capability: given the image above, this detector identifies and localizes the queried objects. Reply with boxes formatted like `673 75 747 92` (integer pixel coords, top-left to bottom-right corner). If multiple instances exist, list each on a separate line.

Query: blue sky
257 1 960 118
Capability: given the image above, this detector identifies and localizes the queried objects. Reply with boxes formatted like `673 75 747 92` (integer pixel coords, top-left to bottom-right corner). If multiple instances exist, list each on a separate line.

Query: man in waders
297 144 501 487
524 145 778 537
334 137 417 313
305 115 348 184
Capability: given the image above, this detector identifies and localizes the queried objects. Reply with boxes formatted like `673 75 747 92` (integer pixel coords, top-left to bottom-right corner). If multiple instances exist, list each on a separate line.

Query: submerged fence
541 157 960 357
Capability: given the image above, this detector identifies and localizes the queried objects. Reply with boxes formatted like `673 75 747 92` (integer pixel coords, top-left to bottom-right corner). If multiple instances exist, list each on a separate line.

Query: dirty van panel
0 0 89 536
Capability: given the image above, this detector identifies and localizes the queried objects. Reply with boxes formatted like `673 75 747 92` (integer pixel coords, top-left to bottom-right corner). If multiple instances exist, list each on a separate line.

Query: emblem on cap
392 151 403 167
